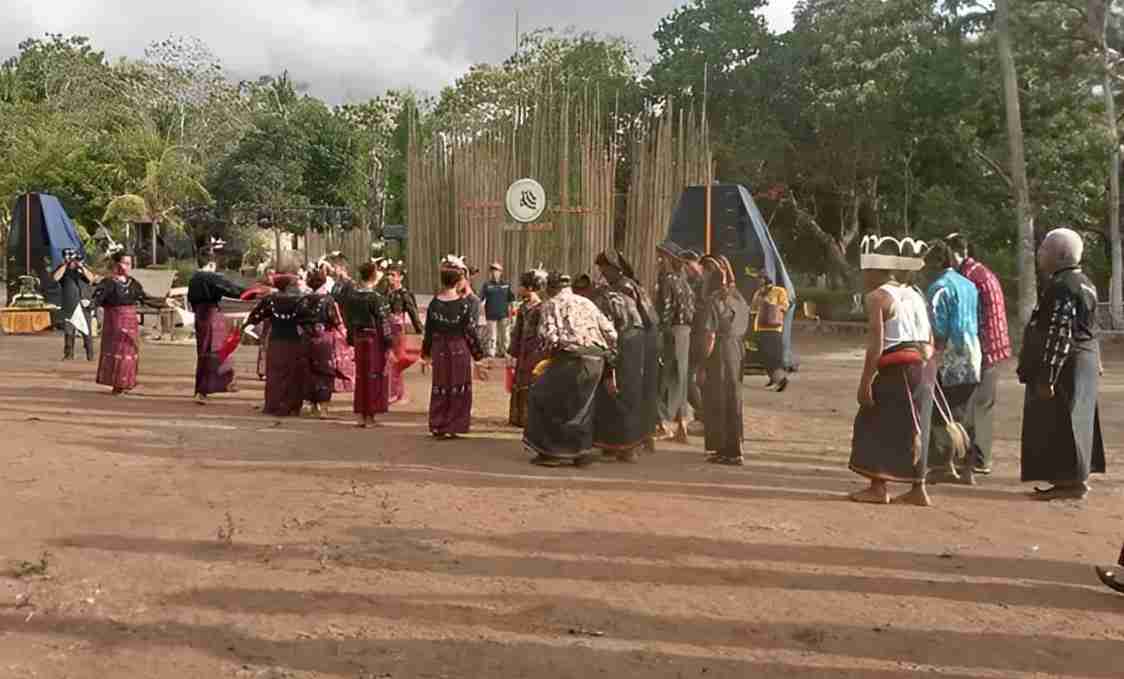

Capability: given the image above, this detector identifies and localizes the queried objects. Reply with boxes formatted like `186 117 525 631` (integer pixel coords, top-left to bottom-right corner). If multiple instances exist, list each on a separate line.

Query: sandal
1096 566 1124 594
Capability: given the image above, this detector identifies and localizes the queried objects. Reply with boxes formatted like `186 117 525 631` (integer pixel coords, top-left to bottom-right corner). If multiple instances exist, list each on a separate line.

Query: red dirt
0 331 1121 678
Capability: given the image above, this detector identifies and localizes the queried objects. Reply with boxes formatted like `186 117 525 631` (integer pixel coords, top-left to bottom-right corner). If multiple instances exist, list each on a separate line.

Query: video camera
62 248 84 264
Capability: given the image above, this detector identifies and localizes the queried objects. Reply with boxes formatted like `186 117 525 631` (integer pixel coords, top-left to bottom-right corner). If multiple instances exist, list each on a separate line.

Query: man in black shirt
51 249 98 360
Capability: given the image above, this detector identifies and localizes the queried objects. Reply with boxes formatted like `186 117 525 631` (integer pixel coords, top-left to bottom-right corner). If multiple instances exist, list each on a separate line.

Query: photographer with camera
52 249 99 361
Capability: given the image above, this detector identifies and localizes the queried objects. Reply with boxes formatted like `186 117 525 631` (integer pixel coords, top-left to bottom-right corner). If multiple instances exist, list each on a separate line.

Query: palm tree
102 143 211 261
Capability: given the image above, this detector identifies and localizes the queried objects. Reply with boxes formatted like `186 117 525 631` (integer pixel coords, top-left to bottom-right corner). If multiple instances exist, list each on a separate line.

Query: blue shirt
927 269 982 386
481 280 515 321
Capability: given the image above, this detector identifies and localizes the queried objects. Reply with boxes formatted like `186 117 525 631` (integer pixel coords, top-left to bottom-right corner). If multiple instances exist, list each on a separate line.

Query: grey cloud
1 0 796 105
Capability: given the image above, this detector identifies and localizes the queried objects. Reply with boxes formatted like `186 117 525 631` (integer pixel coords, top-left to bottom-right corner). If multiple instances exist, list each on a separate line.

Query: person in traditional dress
188 247 247 404
848 236 935 506
51 249 98 361
654 243 696 442
247 273 308 416
421 255 488 439
324 254 356 395
507 266 548 428
576 273 648 463
749 271 792 391
697 255 751 465
944 234 1011 475
594 250 660 453
240 273 278 381
344 260 396 428
385 261 422 405
90 251 171 395
1095 543 1124 594
524 272 618 467
681 249 707 435
300 269 345 418
924 241 981 480
1017 228 1106 501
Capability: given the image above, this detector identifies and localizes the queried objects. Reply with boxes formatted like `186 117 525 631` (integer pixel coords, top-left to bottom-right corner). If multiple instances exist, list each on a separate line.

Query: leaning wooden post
25 193 31 277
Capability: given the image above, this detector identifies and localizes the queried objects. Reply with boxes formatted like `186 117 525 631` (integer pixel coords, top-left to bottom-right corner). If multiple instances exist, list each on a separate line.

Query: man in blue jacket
481 262 516 357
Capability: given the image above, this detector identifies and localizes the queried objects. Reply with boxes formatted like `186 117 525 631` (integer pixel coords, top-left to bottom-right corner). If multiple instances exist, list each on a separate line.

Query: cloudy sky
2 0 797 104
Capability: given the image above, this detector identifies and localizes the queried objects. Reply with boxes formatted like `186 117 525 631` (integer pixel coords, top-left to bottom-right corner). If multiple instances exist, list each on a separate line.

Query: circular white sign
505 178 547 223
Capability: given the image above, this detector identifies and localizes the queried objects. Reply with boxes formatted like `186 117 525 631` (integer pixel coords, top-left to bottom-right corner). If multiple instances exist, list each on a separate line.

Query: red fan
218 327 243 363
504 365 516 394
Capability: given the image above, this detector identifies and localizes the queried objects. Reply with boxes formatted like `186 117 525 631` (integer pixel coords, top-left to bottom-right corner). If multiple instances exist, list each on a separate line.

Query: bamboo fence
407 86 618 289
408 91 710 292
623 100 712 291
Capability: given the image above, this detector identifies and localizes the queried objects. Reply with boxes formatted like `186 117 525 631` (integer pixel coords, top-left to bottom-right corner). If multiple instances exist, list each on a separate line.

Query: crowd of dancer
73 227 1118 594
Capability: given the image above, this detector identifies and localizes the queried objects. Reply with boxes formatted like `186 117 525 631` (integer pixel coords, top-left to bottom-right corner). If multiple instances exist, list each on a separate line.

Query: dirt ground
0 330 1122 679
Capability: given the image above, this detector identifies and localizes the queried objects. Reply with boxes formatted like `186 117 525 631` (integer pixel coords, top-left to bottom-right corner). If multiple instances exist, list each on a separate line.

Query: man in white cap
481 261 516 358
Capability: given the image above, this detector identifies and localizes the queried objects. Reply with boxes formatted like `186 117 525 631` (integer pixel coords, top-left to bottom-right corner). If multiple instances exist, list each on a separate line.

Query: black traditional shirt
656 271 696 329
387 286 423 333
1032 268 1098 386
342 287 394 347
610 277 657 330
187 271 246 307
299 293 342 331
592 287 643 336
247 292 306 342
91 277 163 308
421 297 484 361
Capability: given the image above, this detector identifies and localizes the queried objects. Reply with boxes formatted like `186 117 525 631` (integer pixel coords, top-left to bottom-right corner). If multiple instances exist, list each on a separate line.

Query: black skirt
703 334 745 455
524 351 605 460
1021 341 1106 483
850 362 934 484
594 328 648 451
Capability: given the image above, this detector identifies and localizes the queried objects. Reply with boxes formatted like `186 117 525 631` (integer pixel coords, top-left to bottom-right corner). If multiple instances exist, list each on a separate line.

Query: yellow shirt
751 285 790 333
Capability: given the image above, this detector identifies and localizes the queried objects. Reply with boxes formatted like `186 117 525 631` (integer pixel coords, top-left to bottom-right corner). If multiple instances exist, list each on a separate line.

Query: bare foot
848 487 890 505
891 486 932 507
672 422 690 444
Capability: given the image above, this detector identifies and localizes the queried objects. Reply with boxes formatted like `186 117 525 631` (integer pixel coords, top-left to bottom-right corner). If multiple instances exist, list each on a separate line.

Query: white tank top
880 283 930 352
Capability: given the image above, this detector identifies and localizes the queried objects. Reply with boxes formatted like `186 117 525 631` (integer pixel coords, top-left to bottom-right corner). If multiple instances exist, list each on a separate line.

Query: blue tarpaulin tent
6 193 87 309
663 184 798 370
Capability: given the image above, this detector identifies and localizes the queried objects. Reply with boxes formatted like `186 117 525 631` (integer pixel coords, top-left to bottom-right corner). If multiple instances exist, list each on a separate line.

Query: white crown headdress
440 253 467 271
209 236 226 251
860 235 927 271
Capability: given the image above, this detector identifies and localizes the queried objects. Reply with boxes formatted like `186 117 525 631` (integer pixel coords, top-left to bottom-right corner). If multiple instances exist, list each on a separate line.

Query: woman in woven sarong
344 260 396 428
188 247 247 404
240 274 277 380
697 256 751 465
324 255 356 395
91 251 170 395
247 274 308 416
575 273 647 464
507 266 548 428
594 250 660 453
524 273 619 467
1017 228 1106 501
385 261 423 405
300 269 344 418
848 236 935 507
421 256 487 438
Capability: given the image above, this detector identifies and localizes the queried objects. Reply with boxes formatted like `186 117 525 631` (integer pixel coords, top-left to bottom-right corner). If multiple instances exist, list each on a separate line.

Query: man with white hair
1016 228 1105 501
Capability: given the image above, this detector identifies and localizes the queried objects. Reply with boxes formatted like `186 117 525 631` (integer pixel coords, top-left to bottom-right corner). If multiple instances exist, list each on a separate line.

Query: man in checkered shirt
945 234 1011 474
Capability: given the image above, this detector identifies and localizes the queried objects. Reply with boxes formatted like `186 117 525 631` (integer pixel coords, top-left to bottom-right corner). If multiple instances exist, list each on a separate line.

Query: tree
1087 0 1123 326
102 144 212 236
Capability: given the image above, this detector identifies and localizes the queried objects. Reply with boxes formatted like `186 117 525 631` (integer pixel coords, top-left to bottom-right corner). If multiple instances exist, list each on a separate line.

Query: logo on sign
505 179 547 223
